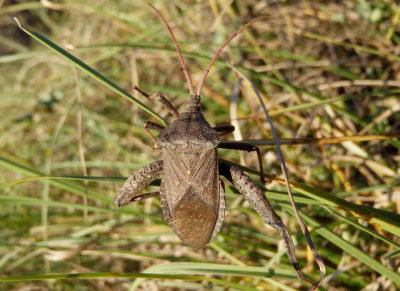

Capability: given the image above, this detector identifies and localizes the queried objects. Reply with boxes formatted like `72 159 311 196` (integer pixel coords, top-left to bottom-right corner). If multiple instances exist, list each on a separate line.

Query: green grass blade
327 208 400 250
290 182 400 235
13 18 166 126
0 195 119 214
0 154 109 203
290 206 400 285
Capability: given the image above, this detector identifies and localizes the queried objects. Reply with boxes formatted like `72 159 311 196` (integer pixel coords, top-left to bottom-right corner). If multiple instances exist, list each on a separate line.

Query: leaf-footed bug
114 3 318 288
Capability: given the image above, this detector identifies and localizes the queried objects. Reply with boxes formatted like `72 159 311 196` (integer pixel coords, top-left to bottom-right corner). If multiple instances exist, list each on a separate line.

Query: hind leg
114 160 164 207
219 162 314 287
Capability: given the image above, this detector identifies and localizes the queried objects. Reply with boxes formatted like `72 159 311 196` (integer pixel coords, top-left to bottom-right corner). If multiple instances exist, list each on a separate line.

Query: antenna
196 16 266 96
148 3 195 96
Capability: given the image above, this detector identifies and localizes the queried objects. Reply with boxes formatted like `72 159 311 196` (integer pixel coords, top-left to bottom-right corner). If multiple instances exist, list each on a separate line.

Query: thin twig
73 68 88 223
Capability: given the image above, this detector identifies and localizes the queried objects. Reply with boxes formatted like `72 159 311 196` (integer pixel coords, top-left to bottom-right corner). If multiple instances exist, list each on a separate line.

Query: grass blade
13 17 166 126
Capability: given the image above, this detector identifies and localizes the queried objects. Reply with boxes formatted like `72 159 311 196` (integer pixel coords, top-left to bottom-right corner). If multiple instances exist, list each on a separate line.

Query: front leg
143 121 165 149
219 162 314 287
134 86 180 118
114 160 163 207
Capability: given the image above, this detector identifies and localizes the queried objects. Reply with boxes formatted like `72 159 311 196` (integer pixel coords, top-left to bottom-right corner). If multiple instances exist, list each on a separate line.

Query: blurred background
1 0 399 290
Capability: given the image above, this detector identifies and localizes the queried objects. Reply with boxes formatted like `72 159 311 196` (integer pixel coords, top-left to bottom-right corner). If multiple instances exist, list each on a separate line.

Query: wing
162 149 219 211
160 149 224 248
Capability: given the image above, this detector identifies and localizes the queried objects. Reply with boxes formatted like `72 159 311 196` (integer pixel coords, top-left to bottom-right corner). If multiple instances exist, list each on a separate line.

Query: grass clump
0 1 399 290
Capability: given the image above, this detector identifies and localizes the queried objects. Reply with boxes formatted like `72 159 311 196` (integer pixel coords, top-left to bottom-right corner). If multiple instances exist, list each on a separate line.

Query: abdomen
160 148 222 248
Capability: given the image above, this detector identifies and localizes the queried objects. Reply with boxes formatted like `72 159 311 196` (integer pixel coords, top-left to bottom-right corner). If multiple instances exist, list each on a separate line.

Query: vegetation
1 0 399 290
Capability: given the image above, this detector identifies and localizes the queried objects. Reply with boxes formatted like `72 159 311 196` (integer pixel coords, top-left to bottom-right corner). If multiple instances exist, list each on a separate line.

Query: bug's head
185 95 201 112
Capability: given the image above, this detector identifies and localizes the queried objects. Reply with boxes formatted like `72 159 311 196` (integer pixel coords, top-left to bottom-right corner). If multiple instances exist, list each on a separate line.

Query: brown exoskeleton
114 4 317 288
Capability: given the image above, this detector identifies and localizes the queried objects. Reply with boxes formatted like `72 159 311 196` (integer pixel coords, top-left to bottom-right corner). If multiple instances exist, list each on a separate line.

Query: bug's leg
143 121 165 149
127 191 160 202
134 86 180 118
114 160 163 207
219 162 314 287
144 121 164 132
213 125 235 136
218 141 265 183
